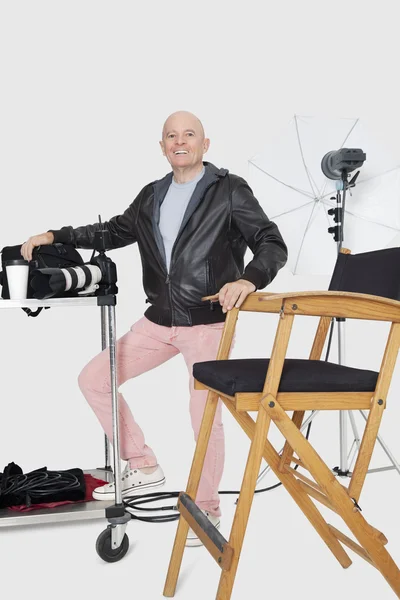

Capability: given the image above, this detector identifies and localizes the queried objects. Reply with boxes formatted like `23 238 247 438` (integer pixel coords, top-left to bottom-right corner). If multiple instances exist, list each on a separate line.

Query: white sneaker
186 510 221 547
92 464 166 501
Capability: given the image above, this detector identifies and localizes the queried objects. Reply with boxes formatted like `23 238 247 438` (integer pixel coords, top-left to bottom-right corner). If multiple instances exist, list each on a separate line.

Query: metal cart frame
0 295 130 555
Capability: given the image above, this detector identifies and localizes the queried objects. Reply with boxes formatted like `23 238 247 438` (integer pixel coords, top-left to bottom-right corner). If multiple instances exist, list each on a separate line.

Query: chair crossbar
328 525 376 567
290 456 309 470
235 391 374 411
286 466 327 494
195 384 375 412
297 479 338 512
178 493 233 570
289 464 389 546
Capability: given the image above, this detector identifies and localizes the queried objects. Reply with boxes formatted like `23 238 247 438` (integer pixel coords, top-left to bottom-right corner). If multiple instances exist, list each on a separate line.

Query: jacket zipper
165 274 174 326
165 179 218 327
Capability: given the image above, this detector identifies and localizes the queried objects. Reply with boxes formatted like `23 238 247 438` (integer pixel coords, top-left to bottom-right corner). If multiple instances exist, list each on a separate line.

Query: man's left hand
218 279 256 313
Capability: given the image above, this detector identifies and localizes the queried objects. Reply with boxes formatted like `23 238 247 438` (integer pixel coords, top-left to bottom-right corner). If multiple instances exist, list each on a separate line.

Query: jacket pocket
205 258 216 295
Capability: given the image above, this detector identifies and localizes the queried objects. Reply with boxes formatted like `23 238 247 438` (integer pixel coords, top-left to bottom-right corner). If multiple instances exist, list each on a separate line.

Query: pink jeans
78 316 227 516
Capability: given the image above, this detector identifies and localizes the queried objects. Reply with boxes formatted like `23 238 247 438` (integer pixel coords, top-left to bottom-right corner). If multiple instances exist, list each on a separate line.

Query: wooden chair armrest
258 290 400 307
256 291 400 322
202 290 400 321
202 292 277 303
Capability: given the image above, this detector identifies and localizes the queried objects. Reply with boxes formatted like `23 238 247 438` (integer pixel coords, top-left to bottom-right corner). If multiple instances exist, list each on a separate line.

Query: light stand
255 163 400 491
327 170 400 478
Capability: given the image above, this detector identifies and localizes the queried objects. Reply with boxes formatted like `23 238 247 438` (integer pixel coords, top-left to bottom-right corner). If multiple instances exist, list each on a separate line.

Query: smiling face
160 111 210 180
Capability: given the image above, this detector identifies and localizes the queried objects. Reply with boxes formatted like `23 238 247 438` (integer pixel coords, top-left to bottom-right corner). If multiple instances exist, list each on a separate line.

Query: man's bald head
159 110 210 182
162 111 205 140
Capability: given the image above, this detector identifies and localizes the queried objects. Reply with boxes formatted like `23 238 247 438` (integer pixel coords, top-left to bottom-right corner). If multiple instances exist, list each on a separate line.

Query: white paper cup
5 259 29 300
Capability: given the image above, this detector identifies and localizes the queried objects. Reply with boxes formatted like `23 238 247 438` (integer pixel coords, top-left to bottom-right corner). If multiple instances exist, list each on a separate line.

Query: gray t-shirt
159 167 205 271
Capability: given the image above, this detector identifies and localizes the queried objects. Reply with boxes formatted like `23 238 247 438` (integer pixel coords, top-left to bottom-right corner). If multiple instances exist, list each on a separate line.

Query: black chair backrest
329 248 400 301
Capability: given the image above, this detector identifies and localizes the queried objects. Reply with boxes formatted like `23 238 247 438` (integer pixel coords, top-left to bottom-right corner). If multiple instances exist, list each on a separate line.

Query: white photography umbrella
248 115 400 481
248 115 400 275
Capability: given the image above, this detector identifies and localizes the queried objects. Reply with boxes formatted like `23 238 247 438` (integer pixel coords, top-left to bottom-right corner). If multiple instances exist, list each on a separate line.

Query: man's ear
159 140 165 156
203 137 210 154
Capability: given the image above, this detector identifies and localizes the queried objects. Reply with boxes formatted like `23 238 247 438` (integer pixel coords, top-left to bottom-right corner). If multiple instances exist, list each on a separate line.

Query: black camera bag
0 243 84 317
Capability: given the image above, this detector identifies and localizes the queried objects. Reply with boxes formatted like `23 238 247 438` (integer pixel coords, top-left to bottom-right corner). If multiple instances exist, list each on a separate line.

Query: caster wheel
96 528 129 563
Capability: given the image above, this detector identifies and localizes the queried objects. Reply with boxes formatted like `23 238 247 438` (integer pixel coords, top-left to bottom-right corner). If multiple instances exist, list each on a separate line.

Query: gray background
1 1 400 598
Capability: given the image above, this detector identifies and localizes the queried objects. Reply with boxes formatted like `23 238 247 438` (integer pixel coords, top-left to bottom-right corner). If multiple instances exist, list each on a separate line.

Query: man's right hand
21 232 55 261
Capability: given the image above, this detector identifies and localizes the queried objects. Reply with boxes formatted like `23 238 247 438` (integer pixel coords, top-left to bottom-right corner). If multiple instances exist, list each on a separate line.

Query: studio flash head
321 148 366 180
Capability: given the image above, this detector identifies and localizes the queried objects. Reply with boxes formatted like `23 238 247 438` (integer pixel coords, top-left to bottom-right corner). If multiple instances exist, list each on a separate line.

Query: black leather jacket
50 162 287 326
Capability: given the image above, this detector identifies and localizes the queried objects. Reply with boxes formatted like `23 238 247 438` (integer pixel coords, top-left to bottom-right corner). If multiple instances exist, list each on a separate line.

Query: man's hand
218 279 256 313
21 232 54 261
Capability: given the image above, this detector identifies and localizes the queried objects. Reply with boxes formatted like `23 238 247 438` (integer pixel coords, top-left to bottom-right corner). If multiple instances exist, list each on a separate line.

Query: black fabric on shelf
0 463 86 508
193 358 378 397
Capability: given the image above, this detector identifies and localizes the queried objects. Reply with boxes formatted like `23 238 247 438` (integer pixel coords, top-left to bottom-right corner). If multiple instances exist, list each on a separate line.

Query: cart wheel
96 528 129 563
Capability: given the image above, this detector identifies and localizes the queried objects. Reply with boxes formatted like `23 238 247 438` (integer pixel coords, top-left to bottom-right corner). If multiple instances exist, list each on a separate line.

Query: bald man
21 111 287 546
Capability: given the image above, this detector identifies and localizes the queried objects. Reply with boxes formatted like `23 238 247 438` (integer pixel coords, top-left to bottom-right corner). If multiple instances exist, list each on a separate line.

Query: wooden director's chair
164 247 400 599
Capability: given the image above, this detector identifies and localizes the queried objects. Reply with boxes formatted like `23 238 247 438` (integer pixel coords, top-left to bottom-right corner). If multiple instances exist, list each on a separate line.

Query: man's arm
48 201 138 250
230 175 288 289
218 175 288 312
21 187 147 261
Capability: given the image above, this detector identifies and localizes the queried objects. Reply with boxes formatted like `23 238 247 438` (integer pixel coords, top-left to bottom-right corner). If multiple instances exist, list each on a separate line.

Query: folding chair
163 247 400 599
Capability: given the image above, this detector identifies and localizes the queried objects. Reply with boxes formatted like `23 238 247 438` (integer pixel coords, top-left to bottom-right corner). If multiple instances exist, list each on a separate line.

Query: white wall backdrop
1 1 400 599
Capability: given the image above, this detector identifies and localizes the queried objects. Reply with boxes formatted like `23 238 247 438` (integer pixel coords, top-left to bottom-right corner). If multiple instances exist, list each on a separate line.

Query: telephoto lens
30 264 102 299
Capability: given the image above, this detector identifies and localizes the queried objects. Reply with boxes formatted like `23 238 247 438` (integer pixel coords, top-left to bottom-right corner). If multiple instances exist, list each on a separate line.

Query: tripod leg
339 411 348 474
348 411 361 452
359 410 400 475
337 319 350 474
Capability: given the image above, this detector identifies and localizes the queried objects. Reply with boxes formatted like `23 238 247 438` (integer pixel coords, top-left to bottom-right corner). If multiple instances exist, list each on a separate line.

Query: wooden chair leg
348 396 385 502
221 397 352 570
216 400 273 600
263 398 400 597
163 390 220 598
349 322 400 502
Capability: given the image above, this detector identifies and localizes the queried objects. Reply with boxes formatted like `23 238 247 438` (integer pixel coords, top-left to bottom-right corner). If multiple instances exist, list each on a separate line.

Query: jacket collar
152 161 228 200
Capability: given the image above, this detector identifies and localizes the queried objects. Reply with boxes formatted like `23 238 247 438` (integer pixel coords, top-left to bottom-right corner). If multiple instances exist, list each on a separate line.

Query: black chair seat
193 359 378 396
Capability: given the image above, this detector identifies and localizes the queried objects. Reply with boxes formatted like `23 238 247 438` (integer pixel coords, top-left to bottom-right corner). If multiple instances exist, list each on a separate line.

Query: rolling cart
0 294 132 561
